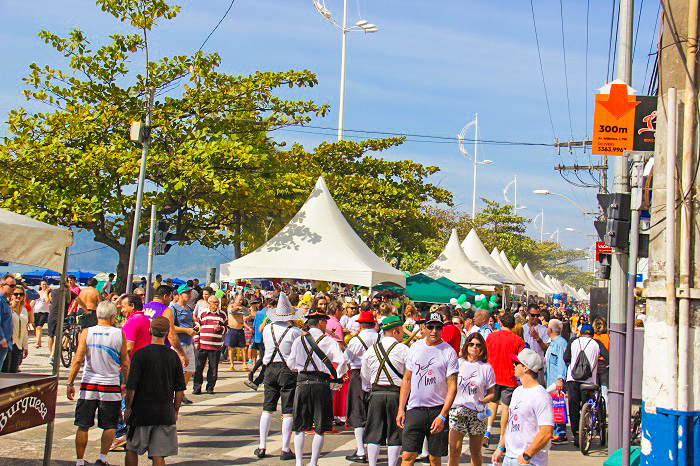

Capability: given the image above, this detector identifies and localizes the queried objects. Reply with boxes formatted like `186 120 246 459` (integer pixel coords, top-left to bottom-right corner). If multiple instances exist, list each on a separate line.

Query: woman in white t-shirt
447 331 495 466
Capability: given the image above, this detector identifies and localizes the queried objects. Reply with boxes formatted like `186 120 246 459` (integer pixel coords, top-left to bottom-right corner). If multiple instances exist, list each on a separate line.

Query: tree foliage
0 0 450 290
401 199 596 291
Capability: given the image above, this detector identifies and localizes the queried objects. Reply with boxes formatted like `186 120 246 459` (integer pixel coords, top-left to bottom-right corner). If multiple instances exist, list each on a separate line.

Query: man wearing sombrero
255 292 304 461
344 310 380 463
288 307 348 466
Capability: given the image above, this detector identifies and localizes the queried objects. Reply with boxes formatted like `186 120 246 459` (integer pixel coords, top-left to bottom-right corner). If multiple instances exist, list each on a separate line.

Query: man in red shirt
483 312 525 447
439 306 461 354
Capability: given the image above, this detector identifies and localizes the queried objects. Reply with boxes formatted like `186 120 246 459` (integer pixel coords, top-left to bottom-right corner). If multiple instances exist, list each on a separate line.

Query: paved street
2 335 607 465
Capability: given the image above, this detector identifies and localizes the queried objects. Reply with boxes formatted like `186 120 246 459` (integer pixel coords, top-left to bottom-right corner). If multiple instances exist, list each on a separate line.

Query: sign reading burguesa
593 80 657 155
0 374 57 436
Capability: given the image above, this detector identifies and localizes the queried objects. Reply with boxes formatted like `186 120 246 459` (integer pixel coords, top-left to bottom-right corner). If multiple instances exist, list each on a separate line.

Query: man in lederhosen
289 308 348 466
255 292 303 460
344 310 380 463
396 311 459 466
361 315 409 466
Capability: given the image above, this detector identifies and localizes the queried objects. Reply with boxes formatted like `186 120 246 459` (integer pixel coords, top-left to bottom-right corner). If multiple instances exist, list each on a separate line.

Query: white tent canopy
499 251 534 293
219 177 406 288
461 230 522 285
578 288 590 301
422 229 502 287
490 248 522 284
0 209 73 272
523 264 552 295
532 271 556 294
514 263 547 296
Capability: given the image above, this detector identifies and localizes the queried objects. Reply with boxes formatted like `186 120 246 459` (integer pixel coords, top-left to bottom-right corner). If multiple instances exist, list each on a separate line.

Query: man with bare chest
78 278 101 328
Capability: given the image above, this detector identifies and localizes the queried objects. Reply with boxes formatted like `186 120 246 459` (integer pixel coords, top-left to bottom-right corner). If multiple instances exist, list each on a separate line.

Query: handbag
552 390 568 424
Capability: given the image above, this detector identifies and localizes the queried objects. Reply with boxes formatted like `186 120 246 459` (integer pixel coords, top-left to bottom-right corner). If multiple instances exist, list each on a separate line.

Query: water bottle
477 407 492 421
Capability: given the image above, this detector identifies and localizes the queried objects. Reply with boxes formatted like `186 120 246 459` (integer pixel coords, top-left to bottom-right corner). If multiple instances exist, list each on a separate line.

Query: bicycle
578 382 607 455
60 314 83 368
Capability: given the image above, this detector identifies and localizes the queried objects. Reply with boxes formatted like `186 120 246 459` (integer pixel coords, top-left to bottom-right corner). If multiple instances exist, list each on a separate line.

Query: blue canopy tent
22 269 60 285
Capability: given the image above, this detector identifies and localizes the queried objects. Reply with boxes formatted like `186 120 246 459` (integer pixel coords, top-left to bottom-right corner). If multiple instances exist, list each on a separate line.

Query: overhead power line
558 0 574 139
528 0 557 142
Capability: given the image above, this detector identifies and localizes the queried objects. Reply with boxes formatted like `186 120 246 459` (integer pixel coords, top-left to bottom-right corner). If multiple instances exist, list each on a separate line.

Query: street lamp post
313 0 378 141
533 209 545 243
533 189 598 220
458 114 493 219
504 175 527 212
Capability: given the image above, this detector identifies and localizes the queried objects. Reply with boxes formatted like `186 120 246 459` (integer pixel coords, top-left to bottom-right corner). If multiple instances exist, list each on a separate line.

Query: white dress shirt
360 336 409 391
289 327 348 378
344 329 379 370
262 321 303 365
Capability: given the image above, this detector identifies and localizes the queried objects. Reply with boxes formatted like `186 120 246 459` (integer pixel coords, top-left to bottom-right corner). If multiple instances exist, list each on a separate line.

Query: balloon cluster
301 291 312 304
449 294 472 310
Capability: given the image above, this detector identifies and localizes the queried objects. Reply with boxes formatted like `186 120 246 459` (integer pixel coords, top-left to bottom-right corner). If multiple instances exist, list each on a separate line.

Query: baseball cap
423 311 444 325
150 316 170 335
581 323 594 335
510 348 544 372
177 284 191 294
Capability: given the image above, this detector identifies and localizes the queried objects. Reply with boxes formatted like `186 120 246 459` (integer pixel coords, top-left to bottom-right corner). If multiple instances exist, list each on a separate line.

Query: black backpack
571 338 593 380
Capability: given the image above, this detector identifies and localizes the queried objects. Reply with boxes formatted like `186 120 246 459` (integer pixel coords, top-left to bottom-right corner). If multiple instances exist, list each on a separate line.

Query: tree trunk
114 247 131 294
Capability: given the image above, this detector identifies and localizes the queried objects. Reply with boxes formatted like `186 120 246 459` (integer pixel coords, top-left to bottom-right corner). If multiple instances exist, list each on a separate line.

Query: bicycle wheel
599 398 607 447
579 403 593 455
60 329 73 368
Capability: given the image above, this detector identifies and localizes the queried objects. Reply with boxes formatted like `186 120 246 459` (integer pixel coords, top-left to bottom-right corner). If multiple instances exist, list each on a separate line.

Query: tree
0 0 451 291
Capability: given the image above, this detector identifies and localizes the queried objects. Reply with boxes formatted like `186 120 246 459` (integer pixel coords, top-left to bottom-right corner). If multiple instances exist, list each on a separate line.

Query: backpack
571 338 593 380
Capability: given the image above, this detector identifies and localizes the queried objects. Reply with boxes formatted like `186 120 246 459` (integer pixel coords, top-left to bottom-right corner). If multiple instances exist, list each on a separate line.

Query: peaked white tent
515 263 547 296
422 229 502 287
523 264 552 295
461 230 522 285
491 248 525 284
578 288 590 301
531 270 556 294
219 177 406 288
498 251 534 293
543 274 560 292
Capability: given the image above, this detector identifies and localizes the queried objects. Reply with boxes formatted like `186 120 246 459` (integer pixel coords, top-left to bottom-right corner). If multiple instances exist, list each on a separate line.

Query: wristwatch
523 452 532 461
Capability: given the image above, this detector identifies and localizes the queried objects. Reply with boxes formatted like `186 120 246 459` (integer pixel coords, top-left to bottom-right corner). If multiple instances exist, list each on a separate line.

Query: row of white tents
421 228 589 301
220 176 589 302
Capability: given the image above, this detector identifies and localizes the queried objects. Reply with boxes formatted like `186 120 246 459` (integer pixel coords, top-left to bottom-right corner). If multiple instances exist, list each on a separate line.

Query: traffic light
599 253 612 280
154 221 173 256
596 193 631 250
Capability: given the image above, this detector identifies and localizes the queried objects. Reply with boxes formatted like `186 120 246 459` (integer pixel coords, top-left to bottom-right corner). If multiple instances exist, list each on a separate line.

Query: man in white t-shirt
397 311 458 465
563 323 600 447
492 348 554 466
522 304 551 359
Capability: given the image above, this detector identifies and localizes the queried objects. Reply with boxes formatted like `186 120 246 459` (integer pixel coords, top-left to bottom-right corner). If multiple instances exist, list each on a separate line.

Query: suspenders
301 334 327 372
270 325 293 368
373 341 402 386
353 335 368 350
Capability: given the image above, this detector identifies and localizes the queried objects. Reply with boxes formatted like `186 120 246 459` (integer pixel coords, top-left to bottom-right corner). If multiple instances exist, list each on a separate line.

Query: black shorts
292 372 333 435
402 406 449 457
47 317 58 337
364 386 401 446
225 328 246 348
263 362 297 414
74 398 121 429
346 369 367 428
251 342 265 351
79 310 98 329
34 313 49 327
493 385 515 406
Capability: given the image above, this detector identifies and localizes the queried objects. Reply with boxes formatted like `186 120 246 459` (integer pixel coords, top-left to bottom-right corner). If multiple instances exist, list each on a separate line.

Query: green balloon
215 289 225 299
490 295 498 302
457 294 467 304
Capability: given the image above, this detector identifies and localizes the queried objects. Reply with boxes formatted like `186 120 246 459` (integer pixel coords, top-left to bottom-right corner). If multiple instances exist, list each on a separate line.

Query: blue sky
0 0 660 279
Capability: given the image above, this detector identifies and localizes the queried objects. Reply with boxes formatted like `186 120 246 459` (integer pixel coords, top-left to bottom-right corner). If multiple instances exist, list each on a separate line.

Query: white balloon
464 302 471 309
210 282 219 291
450 298 459 306
489 302 495 308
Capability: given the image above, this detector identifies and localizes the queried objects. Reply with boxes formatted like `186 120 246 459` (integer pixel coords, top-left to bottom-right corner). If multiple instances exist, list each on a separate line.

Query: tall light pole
458 114 493 219
533 209 545 244
504 175 527 212
533 189 598 220
313 0 378 141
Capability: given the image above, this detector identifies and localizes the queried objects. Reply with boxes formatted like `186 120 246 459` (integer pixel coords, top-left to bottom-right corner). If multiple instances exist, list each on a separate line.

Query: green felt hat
381 315 403 331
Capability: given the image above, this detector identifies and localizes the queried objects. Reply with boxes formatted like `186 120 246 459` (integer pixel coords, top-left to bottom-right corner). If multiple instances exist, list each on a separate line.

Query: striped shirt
197 309 227 351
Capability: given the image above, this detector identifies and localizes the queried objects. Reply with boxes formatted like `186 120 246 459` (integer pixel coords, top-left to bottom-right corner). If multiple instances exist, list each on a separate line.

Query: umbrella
67 270 96 285
21 269 60 285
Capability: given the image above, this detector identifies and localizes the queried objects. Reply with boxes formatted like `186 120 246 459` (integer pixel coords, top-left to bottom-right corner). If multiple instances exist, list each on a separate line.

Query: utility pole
337 0 348 141
145 205 157 302
126 89 155 293
472 113 479 220
607 0 634 456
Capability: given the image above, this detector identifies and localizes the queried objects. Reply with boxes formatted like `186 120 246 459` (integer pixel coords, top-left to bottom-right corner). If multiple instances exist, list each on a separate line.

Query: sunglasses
468 342 482 348
4 283 16 288
13 293 24 297
529 313 540 318
425 324 443 331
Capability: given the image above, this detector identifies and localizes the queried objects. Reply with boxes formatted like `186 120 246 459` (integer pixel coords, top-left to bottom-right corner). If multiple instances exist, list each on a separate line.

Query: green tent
376 273 478 304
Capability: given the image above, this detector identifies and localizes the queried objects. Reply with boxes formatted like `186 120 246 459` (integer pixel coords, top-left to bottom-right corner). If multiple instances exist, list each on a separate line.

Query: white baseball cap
510 348 544 372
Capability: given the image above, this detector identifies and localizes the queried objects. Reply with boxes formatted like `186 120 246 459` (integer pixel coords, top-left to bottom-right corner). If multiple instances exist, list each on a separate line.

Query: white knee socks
281 417 294 452
354 427 366 455
367 443 380 466
310 433 324 466
294 432 305 466
388 445 402 466
259 411 272 449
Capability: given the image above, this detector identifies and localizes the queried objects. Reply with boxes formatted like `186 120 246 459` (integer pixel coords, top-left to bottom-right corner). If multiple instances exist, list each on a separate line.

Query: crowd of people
0 272 611 466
